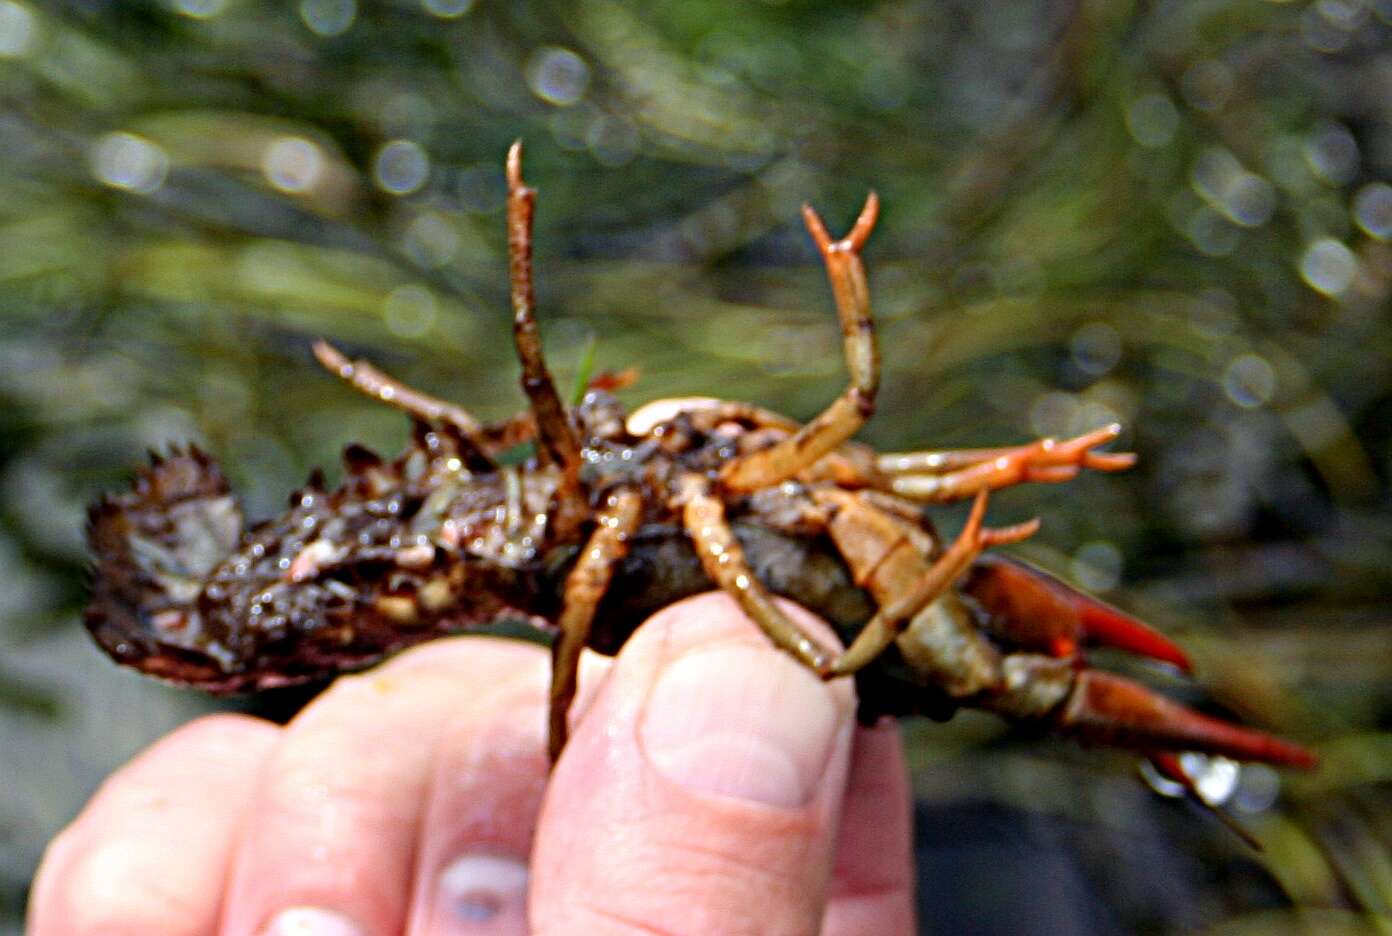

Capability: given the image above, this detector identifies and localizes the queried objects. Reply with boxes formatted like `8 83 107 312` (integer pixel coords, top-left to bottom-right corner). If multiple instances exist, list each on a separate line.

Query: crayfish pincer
85 142 1315 819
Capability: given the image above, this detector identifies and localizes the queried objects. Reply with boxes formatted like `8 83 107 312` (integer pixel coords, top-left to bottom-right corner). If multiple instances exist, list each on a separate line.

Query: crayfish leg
548 487 643 762
828 490 1039 678
720 193 881 494
312 340 496 470
678 473 836 672
506 141 586 538
880 424 1136 503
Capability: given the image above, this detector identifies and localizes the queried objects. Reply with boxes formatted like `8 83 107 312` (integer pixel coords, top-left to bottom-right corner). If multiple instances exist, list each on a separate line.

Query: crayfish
86 144 1315 819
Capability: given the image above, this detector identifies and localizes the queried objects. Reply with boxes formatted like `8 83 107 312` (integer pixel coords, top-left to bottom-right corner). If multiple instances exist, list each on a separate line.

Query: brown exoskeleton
86 144 1315 812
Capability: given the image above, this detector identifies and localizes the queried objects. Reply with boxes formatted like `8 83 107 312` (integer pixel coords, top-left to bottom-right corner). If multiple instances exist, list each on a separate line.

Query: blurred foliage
1 0 1390 932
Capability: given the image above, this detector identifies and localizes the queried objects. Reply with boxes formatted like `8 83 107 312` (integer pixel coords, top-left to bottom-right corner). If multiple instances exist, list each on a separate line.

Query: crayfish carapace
86 143 1315 815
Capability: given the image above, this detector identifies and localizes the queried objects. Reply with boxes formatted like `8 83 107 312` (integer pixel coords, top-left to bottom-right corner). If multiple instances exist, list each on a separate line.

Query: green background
1 0 1389 932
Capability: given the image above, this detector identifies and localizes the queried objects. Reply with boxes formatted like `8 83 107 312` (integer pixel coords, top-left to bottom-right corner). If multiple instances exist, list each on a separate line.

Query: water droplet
1299 238 1357 296
526 46 590 107
262 136 324 194
299 0 355 36
91 132 169 194
374 139 429 195
1222 353 1277 408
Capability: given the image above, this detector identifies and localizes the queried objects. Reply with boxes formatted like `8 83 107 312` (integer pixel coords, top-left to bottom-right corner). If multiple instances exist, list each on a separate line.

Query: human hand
29 592 915 935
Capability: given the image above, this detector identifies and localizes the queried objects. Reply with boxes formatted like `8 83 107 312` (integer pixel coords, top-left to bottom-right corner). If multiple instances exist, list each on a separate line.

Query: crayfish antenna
965 554 1193 673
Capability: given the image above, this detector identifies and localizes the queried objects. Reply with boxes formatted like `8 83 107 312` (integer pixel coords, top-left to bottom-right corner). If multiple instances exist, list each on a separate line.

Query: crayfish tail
85 447 247 686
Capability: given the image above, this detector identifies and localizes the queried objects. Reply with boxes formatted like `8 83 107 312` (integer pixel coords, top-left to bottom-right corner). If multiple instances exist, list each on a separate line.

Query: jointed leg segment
312 340 497 469
679 473 837 672
507 141 587 538
548 487 643 761
720 193 881 493
829 490 1040 676
877 424 1136 503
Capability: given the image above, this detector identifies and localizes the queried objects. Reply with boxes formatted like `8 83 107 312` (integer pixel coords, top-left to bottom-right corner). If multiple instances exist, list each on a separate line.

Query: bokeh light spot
526 46 590 107
1185 205 1239 257
403 212 458 268
299 0 355 37
374 139 429 195
173 0 227 18
91 132 169 194
1179 753 1241 806
0 1 36 59
1352 182 1392 240
1299 237 1357 295
454 163 504 214
1232 764 1281 814
1125 93 1178 148
1072 401 1120 437
1223 173 1276 227
383 284 438 338
1029 391 1077 438
586 114 639 167
1072 541 1122 593
1222 353 1277 408
1180 60 1232 113
1069 322 1122 377
422 0 473 17
1304 120 1359 186
261 136 323 194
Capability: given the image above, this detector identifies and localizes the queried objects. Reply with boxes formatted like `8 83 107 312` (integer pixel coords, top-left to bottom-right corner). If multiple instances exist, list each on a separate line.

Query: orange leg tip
1083 451 1138 472
983 517 1041 547
506 140 525 187
801 203 833 253
1061 671 1318 769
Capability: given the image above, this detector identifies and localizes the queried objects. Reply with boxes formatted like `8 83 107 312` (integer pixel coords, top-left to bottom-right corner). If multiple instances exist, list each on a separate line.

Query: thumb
529 592 856 936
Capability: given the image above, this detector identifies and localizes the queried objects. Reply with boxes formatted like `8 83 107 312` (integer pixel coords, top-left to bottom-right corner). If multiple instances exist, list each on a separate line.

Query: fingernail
640 644 842 808
432 853 529 931
258 906 364 936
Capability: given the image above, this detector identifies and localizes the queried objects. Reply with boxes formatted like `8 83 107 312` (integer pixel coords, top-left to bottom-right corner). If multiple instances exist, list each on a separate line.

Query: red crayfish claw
965 553 1193 672
963 554 1317 770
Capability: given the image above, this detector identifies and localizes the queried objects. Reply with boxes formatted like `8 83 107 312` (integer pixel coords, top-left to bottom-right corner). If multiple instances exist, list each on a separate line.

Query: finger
530 592 858 936
220 637 545 936
824 724 915 935
27 714 280 936
405 649 610 936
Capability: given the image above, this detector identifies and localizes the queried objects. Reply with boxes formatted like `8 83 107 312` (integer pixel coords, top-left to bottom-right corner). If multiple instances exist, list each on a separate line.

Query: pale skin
28 593 915 936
